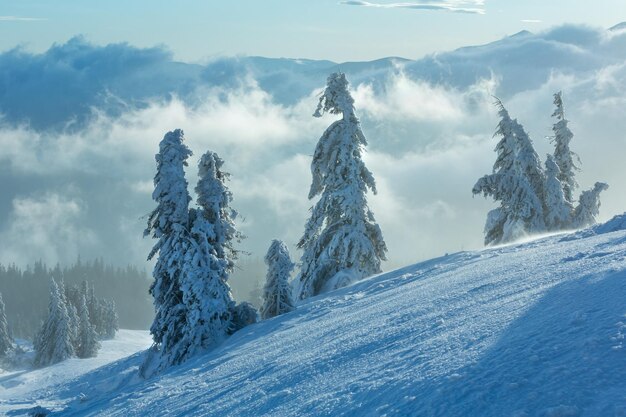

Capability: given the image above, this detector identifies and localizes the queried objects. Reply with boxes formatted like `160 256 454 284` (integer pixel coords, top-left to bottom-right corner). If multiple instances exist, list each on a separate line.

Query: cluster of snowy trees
33 279 118 367
143 77 610 374
144 73 387 372
473 93 608 245
141 130 251 374
0 260 151 339
0 292 12 359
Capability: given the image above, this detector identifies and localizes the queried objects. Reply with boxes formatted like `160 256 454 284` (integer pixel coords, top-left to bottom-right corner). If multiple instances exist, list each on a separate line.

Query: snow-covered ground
0 330 152 415
4 222 626 416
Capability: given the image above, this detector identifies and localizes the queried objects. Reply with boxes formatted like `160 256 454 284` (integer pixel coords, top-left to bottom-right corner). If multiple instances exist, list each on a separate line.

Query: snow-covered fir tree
544 154 574 230
63 285 80 352
260 240 295 320
296 72 387 299
473 99 546 245
572 182 609 229
76 293 100 358
34 279 75 367
551 91 579 204
511 117 546 226
143 129 193 370
194 151 243 272
176 151 239 360
101 300 119 340
0 292 12 357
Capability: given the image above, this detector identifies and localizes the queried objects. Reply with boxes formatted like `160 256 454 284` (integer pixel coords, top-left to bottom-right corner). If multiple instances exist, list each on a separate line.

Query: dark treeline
0 258 153 340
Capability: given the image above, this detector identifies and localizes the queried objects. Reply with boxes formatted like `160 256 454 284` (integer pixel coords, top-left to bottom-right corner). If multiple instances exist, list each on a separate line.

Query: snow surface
4 227 626 416
0 330 151 415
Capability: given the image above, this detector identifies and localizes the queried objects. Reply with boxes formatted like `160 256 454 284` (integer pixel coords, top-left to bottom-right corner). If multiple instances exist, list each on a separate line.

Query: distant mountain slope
6 221 626 416
2 23 626 131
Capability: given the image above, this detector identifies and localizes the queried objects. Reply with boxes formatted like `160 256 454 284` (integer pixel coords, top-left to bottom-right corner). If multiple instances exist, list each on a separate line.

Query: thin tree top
265 239 293 267
195 151 231 216
145 129 193 240
314 72 355 118
552 91 565 121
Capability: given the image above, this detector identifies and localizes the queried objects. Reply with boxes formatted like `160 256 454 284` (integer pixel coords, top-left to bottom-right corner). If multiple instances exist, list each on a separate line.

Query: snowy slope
6 225 626 416
0 330 151 415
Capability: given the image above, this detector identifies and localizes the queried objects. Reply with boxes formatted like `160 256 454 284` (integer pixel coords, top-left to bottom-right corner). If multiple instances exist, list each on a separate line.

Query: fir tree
58 279 79 354
473 99 546 245
0 292 12 357
260 240 295 320
143 129 193 370
34 279 75 367
296 73 387 300
551 91 579 203
178 151 239 357
572 182 609 229
543 154 573 230
101 300 119 340
76 293 100 358
194 151 243 273
511 118 547 228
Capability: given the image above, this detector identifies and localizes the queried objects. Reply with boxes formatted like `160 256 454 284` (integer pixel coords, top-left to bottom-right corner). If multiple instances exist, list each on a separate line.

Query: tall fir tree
143 129 193 370
34 279 75 367
551 91 579 204
177 151 239 360
260 240 295 320
296 72 387 299
473 99 546 245
572 182 609 229
61 280 79 352
194 151 243 275
101 300 119 340
0 292 12 357
511 118 546 226
543 154 574 230
76 293 100 358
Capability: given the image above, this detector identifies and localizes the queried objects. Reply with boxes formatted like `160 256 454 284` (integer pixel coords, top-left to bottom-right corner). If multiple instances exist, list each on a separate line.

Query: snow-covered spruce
473 99 545 245
63 282 80 352
0 292 12 357
142 129 193 371
84 283 118 341
543 154 573 230
194 151 243 275
550 91 579 204
260 240 295 320
76 293 100 359
100 300 119 340
572 182 609 229
179 151 239 358
194 150 253 335
296 72 387 299
34 279 75 367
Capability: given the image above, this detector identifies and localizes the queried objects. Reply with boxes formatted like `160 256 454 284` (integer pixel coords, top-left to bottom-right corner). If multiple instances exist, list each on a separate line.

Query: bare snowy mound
11 230 626 416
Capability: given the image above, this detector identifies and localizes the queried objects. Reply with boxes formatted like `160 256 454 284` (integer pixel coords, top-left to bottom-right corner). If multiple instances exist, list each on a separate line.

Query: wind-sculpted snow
5 227 626 416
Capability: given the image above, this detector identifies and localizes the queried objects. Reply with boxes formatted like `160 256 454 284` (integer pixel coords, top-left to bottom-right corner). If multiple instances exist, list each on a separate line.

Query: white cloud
0 194 97 266
1 24 626 278
339 0 486 14
0 16 46 22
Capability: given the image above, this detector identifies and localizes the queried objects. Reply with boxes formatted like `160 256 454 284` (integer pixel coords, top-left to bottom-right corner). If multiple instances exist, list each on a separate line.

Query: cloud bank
0 23 626 296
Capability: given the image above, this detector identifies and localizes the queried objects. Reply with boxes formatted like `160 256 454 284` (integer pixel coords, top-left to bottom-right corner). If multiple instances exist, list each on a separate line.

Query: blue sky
1 1 626 61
